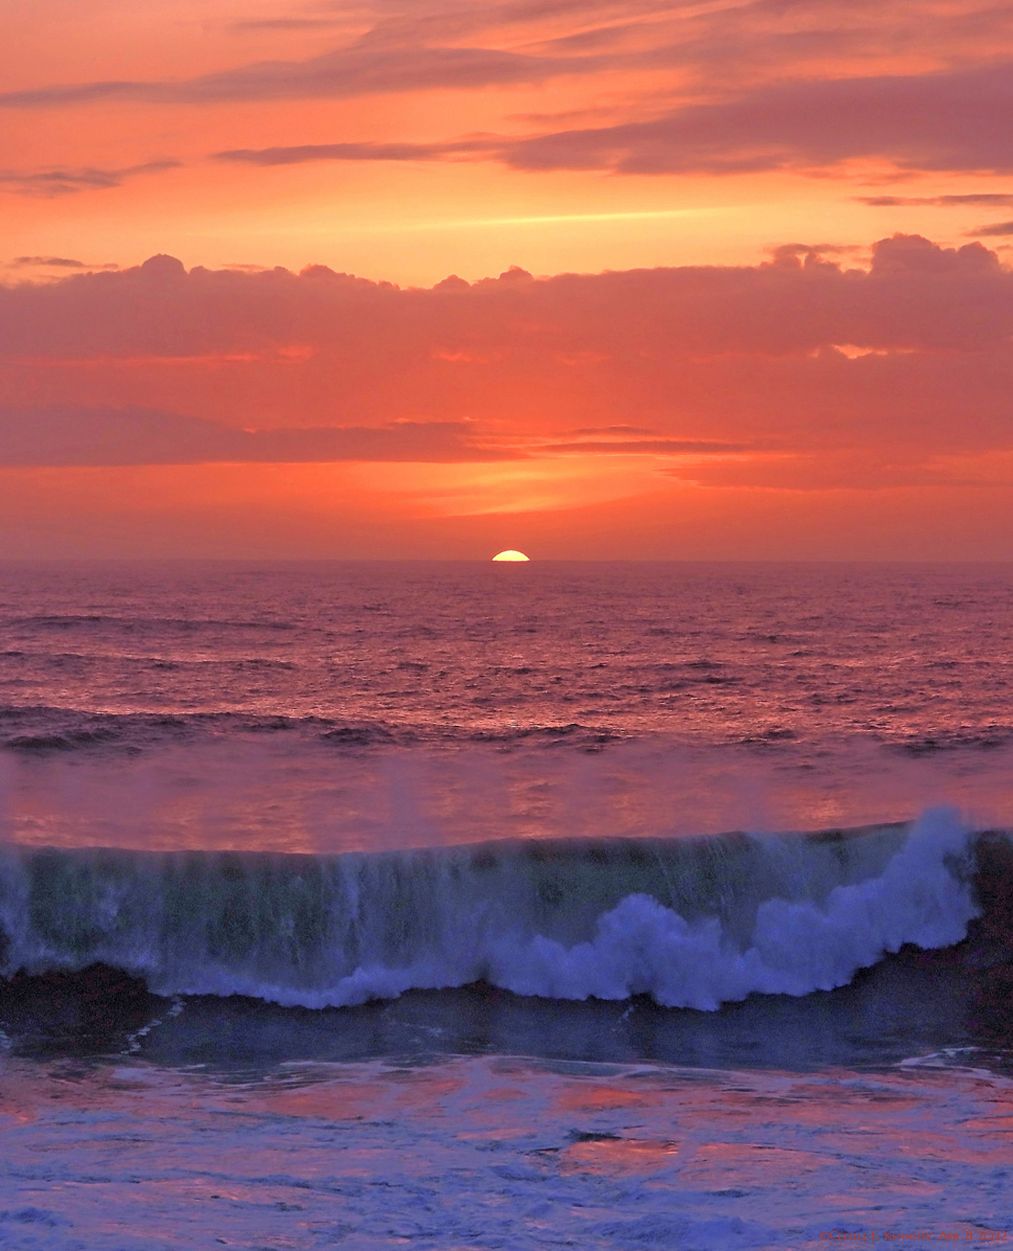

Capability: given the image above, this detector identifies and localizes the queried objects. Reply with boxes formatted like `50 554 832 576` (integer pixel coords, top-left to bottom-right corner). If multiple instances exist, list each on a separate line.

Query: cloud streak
502 62 1013 175
542 438 756 455
0 408 515 467
970 220 1013 237
859 193 1013 208
0 161 179 197
206 61 1013 182
215 140 479 166
0 42 582 110
12 256 89 269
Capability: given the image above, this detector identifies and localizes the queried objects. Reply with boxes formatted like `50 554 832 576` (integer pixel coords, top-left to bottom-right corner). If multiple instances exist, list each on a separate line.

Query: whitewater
0 810 989 1011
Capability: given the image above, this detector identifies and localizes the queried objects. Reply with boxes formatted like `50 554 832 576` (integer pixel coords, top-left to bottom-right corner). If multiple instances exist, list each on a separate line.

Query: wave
0 706 383 753
469 723 621 750
0 705 623 754
0 809 1000 1013
893 727 1013 755
8 614 296 632
0 651 297 672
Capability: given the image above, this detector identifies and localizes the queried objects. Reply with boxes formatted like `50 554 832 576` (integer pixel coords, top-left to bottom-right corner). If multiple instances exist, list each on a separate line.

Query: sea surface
0 561 1010 1249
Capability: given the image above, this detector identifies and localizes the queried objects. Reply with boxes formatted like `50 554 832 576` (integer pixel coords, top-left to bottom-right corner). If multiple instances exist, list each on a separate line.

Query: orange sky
1 0 1011 557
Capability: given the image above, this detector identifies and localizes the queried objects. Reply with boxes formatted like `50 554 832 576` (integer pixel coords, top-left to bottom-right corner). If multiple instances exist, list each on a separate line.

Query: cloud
0 161 179 197
969 220 1013 237
859 193 1013 207
215 140 479 166
0 42 582 110
543 438 755 455
12 256 87 269
0 407 515 467
0 239 1010 486
8 0 998 121
3 2 1010 206
569 424 658 436
500 62 1013 175
0 0 668 116
203 60 1013 183
3 237 1007 361
331 0 668 48
662 451 999 493
228 18 346 33
8 256 119 274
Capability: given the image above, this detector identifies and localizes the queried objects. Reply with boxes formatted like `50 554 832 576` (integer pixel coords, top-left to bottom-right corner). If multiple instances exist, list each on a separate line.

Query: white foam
487 807 976 1009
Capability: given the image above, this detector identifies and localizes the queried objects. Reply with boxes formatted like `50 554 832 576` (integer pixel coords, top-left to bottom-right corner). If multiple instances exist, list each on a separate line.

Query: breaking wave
0 809 999 1012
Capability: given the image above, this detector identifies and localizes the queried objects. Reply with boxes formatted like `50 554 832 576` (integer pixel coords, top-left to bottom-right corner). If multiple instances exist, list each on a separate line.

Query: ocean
0 561 1009 1249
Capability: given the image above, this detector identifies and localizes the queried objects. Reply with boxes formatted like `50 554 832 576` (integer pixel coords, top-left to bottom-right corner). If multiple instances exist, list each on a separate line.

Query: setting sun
491 550 531 562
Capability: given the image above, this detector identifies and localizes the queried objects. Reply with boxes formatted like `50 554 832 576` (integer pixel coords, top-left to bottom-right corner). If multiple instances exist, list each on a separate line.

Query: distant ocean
0 562 1010 1249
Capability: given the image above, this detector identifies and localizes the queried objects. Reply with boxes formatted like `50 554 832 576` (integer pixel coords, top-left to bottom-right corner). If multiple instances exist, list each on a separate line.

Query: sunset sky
2 0 1012 558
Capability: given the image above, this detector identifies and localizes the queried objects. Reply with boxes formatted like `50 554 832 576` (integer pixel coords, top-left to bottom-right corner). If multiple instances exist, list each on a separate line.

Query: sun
491 549 530 562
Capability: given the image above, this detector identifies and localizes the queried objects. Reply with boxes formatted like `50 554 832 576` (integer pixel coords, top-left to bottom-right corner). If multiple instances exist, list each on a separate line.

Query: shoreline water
1 1048 1008 1251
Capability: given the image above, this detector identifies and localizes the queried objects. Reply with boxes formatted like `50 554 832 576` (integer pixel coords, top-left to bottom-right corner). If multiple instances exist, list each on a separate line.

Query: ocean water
0 561 1010 1249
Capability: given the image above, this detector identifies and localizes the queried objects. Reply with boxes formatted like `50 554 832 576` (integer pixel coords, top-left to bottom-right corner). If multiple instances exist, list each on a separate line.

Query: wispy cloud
214 139 480 166
543 438 755 455
0 408 518 467
0 42 584 110
859 193 1013 207
500 62 1013 175
11 256 87 269
228 18 346 33
0 161 179 197
208 61 1013 183
968 220 1013 237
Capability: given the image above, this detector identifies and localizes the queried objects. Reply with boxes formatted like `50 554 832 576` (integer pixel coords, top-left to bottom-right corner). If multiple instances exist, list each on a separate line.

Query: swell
0 705 618 753
6 702 1011 759
0 810 999 1013
0 705 390 753
7 614 296 632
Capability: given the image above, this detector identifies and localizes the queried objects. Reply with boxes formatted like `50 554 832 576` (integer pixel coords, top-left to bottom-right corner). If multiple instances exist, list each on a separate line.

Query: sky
1 0 1011 558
